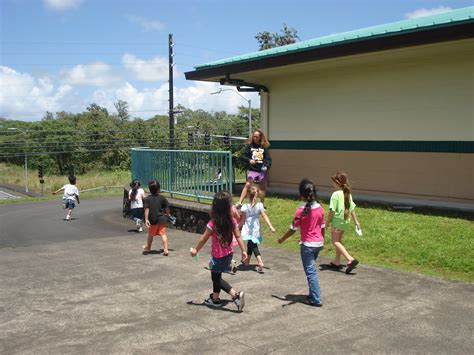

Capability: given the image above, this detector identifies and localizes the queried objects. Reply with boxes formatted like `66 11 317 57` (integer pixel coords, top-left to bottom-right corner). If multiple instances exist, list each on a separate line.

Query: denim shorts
65 199 76 209
209 253 233 273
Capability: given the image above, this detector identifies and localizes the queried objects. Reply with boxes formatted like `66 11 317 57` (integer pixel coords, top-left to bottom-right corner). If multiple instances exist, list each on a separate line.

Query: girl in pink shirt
190 191 248 312
278 178 325 307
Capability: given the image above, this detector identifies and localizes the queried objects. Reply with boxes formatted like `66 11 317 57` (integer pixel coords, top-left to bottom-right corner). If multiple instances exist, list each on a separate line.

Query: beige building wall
263 40 473 140
270 150 474 202
252 39 474 202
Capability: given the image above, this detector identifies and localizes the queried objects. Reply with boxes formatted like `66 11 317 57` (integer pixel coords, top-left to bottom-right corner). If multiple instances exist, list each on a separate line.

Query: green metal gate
131 148 233 201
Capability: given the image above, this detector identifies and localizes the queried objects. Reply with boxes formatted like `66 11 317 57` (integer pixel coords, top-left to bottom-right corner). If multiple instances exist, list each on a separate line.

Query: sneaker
168 215 177 225
257 266 264 274
66 215 71 221
233 291 245 312
204 294 223 308
138 226 143 232
231 259 238 273
135 219 140 228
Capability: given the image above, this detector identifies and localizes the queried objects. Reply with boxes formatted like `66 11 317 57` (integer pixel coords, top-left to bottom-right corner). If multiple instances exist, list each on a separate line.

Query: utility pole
168 33 175 149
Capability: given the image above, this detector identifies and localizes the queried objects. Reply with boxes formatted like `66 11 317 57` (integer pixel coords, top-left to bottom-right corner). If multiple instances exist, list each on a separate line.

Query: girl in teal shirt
326 172 361 274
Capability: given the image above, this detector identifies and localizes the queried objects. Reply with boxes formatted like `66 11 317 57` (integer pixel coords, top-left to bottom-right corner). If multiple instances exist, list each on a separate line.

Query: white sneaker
204 294 223 308
135 219 140 228
234 291 245 312
66 215 71 221
138 226 143 232
231 259 238 273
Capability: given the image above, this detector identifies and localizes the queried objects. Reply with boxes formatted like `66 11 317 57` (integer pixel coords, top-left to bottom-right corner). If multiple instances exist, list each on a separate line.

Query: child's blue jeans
300 244 323 304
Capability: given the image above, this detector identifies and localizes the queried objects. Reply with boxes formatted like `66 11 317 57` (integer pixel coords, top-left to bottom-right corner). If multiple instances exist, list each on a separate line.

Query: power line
2 51 164 55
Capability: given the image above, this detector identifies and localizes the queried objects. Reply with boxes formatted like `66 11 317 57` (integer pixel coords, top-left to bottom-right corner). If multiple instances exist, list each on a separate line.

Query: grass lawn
1 163 472 282
261 195 474 283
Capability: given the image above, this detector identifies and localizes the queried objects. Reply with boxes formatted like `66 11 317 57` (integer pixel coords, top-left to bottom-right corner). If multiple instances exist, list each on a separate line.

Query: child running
326 171 361 274
239 184 276 273
52 175 80 221
129 179 146 232
278 178 325 307
143 180 171 255
190 191 248 312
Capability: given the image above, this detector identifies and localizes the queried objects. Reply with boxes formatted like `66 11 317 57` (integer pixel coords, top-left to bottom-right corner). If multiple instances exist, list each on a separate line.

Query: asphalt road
1 197 473 354
0 197 128 248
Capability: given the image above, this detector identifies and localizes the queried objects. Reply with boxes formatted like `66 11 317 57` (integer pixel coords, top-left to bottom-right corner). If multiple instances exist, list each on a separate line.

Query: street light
211 88 252 137
8 127 28 192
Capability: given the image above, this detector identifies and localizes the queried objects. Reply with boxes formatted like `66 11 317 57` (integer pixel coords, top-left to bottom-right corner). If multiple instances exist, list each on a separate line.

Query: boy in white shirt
53 175 80 221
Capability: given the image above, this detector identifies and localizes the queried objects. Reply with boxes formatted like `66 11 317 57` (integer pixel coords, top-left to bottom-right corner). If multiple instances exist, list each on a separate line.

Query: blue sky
1 0 471 121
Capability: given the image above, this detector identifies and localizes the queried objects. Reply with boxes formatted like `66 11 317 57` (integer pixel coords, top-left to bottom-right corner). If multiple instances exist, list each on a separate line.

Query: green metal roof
195 6 474 70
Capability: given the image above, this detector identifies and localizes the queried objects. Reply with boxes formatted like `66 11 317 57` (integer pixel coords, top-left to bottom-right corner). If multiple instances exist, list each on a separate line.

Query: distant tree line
0 102 260 176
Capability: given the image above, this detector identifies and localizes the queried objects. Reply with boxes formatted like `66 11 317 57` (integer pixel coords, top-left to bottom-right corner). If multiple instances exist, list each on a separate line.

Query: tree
114 100 130 122
255 23 300 50
87 103 109 116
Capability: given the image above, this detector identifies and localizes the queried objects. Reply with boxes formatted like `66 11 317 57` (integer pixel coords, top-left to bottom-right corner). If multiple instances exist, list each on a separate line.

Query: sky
1 0 472 121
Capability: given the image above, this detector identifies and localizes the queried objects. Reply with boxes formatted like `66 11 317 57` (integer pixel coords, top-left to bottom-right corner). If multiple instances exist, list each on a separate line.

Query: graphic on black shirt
251 147 264 163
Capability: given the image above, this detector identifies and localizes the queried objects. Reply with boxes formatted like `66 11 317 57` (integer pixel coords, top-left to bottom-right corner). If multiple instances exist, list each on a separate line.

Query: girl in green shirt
326 172 361 274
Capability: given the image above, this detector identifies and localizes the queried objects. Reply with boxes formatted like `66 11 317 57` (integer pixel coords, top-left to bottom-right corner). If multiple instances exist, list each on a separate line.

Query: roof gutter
219 74 269 93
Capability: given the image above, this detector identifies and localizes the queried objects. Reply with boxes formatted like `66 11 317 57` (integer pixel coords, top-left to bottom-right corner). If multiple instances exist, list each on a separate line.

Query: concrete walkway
1 226 473 353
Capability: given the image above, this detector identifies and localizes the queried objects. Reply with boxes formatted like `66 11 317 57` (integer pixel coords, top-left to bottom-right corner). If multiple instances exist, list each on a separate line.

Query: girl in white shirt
129 179 146 232
239 184 275 273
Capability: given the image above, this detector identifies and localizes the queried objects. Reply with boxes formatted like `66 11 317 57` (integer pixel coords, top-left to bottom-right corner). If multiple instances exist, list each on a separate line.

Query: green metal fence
131 148 233 201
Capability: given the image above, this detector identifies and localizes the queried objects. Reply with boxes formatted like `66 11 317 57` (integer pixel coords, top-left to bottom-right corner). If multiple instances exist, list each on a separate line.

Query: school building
185 7 474 204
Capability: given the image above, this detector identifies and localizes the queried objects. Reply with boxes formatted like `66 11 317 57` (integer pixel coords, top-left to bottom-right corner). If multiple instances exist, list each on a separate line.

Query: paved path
0 197 473 354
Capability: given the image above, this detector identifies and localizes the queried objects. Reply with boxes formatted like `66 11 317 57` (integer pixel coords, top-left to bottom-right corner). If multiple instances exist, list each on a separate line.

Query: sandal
345 259 359 274
329 262 343 270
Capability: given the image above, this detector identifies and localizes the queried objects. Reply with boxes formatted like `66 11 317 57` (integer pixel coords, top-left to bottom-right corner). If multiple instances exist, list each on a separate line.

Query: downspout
260 91 270 138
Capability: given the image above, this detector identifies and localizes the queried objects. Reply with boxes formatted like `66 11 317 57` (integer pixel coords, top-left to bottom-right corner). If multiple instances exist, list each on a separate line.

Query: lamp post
8 127 28 192
211 88 252 137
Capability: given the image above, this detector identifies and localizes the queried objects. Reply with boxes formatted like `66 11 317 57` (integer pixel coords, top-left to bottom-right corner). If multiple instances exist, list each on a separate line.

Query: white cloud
0 66 259 121
44 0 82 11
405 6 452 19
176 82 259 114
0 66 80 120
122 54 171 82
127 15 165 32
88 81 258 119
60 63 120 87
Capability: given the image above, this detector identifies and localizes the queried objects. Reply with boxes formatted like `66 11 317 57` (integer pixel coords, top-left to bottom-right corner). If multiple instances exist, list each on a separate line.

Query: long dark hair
331 172 351 220
130 179 141 200
299 178 317 218
210 191 233 247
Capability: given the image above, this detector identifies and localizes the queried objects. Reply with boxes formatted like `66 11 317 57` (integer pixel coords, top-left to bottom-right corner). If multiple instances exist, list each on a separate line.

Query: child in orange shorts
143 179 171 256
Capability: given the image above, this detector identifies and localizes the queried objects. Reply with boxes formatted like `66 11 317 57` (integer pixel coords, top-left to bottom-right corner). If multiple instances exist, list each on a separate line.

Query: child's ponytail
130 179 140 200
298 178 317 217
331 172 352 220
342 183 351 220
